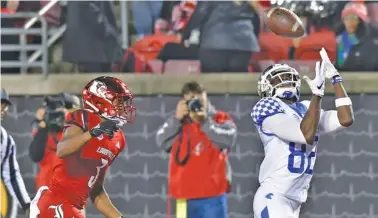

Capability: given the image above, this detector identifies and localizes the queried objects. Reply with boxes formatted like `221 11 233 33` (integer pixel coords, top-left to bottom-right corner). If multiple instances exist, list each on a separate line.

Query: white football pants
253 185 302 218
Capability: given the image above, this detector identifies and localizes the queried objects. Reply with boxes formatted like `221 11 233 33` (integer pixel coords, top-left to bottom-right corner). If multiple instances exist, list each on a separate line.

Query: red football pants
30 186 85 218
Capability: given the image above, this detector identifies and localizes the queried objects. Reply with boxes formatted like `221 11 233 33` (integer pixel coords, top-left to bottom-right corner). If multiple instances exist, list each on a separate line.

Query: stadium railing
1 12 48 75
1 73 378 95
1 0 62 76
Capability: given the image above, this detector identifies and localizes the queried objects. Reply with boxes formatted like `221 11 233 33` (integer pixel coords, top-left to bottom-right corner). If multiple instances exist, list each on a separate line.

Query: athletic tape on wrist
335 97 352 107
332 75 343 85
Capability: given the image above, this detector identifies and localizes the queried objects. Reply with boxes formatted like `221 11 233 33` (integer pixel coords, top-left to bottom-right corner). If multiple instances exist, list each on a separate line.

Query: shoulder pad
251 97 285 126
64 110 85 131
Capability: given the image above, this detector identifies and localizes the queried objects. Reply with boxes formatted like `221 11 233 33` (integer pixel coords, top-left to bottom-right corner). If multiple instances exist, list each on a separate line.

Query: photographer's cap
1 88 12 105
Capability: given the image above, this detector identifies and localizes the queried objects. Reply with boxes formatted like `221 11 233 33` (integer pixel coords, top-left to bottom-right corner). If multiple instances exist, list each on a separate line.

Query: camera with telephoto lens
43 96 66 132
186 98 203 112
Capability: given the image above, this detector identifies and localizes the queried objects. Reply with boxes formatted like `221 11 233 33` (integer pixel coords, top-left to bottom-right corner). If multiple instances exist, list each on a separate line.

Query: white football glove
319 48 339 79
303 61 325 97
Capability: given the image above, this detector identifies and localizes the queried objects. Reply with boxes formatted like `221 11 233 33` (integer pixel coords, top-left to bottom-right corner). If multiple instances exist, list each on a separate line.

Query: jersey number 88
287 142 316 175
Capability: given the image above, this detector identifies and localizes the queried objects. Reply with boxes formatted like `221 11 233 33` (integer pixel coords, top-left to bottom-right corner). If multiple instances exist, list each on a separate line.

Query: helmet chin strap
274 87 300 102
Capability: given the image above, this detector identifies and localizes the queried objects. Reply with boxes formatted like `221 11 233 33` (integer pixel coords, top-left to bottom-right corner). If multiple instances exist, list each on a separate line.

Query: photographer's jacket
156 108 237 199
29 127 63 189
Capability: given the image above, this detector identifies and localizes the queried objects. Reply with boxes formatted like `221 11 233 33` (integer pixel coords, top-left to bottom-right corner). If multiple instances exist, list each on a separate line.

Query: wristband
331 75 343 85
335 97 352 107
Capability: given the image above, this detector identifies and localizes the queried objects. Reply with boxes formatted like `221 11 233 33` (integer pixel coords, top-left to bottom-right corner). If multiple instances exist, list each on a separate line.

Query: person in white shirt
251 49 354 218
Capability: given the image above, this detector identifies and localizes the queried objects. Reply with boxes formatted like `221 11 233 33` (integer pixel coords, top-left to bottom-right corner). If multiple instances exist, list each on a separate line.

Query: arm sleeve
155 116 182 153
2 135 31 211
319 110 345 134
262 114 308 145
251 97 307 144
28 127 49 162
202 112 237 150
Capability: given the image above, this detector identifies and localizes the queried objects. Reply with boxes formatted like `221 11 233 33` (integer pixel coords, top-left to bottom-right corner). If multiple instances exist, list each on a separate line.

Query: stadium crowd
1 0 378 74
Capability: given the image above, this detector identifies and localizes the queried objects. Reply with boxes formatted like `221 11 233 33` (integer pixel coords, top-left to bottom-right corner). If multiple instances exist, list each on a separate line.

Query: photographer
156 82 237 218
28 92 80 189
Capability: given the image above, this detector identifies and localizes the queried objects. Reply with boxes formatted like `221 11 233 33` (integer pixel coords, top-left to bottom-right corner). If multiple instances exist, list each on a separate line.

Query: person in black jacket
182 1 260 73
28 93 80 190
336 2 378 72
62 1 123 73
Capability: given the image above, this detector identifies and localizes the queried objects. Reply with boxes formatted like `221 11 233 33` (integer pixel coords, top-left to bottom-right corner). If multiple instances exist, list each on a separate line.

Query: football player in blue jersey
251 48 354 218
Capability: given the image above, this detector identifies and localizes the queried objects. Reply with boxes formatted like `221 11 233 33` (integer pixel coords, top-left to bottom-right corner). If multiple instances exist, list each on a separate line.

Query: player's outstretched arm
90 177 122 218
319 48 354 131
330 83 354 126
300 61 326 144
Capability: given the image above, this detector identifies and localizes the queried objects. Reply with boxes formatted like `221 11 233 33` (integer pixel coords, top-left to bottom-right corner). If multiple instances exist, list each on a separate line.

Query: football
264 7 305 38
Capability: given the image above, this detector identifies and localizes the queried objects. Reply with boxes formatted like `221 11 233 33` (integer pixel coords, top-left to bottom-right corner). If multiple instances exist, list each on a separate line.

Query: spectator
156 82 237 218
154 1 180 34
156 1 199 62
336 2 378 71
182 1 260 73
131 1 164 38
154 1 198 34
62 1 123 73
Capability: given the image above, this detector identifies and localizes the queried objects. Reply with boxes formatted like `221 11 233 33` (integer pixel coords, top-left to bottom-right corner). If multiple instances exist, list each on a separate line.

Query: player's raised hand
319 48 339 79
303 61 325 97
89 119 120 138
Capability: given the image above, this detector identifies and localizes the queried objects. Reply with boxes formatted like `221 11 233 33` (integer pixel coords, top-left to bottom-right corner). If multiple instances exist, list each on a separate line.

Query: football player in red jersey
29 76 136 218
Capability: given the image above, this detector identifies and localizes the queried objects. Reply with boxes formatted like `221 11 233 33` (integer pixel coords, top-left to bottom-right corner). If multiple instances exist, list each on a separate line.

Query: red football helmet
82 76 136 124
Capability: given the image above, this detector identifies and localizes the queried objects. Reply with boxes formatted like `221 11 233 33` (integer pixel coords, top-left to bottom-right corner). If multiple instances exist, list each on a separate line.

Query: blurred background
1 0 378 217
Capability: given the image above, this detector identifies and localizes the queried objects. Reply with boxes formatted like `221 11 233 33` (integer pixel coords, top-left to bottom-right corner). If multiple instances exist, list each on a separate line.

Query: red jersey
168 111 234 199
48 109 126 208
32 129 63 189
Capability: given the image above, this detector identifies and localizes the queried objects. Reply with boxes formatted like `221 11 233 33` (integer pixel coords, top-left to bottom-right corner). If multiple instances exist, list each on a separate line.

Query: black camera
187 98 203 112
43 96 66 132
